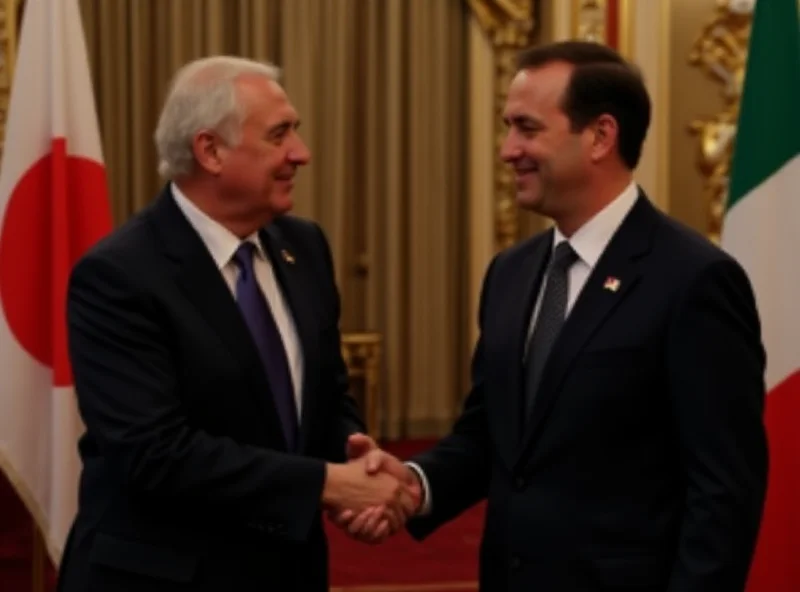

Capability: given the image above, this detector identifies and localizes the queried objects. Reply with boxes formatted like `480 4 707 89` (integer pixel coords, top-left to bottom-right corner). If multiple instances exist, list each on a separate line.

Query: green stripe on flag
727 0 800 211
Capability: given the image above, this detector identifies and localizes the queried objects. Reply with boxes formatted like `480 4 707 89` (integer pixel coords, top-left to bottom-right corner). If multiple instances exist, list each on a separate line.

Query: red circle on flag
0 143 111 387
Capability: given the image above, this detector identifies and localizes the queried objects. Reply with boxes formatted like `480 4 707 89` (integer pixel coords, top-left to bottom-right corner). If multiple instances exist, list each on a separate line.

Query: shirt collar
170 182 264 269
553 180 639 268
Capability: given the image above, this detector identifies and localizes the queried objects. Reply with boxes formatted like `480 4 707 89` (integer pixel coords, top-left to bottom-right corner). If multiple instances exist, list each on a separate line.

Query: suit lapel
147 188 287 448
516 195 658 463
261 224 320 454
492 230 553 470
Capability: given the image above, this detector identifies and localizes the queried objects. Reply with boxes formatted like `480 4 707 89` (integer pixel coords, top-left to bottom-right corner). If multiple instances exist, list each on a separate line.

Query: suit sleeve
666 258 768 591
67 253 326 543
311 223 366 461
405 257 497 540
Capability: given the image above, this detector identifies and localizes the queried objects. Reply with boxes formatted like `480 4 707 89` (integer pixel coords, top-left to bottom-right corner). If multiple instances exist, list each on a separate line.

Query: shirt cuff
404 462 432 516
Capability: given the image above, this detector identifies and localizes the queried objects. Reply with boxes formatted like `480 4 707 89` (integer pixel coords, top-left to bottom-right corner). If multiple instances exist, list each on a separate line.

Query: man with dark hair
338 40 768 591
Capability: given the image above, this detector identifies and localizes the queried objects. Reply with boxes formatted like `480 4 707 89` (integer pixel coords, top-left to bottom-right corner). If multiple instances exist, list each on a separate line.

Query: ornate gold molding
572 0 608 43
466 0 535 251
0 0 20 159
571 0 635 58
688 0 753 244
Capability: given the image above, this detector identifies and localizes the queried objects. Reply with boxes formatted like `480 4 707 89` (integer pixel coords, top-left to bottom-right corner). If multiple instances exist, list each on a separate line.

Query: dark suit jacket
408 193 768 592
57 186 364 592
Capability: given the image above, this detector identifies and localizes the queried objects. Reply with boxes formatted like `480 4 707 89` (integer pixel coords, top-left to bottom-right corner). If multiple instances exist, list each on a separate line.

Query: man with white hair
56 56 416 592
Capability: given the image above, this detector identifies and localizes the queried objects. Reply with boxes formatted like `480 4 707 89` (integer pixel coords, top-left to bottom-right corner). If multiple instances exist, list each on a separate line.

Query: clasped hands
323 434 422 544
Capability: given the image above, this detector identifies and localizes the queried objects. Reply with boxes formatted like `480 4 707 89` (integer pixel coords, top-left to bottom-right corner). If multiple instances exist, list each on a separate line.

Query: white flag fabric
720 0 800 590
0 0 112 564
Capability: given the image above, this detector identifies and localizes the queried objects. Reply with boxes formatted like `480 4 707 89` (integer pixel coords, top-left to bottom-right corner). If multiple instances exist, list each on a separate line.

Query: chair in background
341 333 383 440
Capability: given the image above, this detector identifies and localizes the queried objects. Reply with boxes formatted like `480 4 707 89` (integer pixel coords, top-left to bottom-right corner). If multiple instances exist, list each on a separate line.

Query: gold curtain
280 0 471 437
78 0 283 223
77 0 470 439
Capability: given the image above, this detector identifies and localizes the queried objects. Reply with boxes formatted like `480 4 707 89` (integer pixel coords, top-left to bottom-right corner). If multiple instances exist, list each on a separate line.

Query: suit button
510 555 521 570
514 477 525 490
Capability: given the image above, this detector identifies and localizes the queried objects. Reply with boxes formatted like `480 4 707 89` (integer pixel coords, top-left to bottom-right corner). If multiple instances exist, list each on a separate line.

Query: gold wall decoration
572 0 608 43
0 0 20 159
688 0 753 244
571 0 634 53
466 0 535 251
571 0 634 60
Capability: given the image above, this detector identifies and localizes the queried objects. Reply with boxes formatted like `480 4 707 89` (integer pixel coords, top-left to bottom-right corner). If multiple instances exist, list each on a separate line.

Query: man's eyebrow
502 114 543 128
267 119 301 135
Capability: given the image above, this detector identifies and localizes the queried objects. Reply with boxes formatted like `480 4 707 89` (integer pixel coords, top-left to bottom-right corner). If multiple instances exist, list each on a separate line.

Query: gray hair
154 55 281 179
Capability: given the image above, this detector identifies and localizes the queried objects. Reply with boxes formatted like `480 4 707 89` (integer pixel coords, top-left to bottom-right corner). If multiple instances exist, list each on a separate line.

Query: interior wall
669 0 726 237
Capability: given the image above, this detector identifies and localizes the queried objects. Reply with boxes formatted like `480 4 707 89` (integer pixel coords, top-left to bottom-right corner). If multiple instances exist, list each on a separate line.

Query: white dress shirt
524 180 639 354
410 180 639 515
170 183 304 418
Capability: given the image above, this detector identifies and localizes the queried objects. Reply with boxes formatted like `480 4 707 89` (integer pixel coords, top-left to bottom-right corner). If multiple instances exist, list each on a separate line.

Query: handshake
322 433 423 544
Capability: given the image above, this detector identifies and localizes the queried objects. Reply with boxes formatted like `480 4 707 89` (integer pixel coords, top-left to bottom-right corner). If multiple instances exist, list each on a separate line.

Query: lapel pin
281 249 295 264
603 276 621 292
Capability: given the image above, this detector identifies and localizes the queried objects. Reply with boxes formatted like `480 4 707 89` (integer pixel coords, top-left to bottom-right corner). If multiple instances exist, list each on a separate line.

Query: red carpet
328 439 483 589
0 440 483 591
0 472 57 592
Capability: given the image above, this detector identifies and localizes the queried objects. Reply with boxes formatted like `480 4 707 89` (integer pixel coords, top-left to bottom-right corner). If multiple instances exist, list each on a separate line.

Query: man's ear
588 114 618 163
192 130 224 175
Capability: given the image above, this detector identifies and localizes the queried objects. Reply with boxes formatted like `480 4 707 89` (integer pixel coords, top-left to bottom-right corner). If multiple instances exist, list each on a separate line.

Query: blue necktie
232 242 298 450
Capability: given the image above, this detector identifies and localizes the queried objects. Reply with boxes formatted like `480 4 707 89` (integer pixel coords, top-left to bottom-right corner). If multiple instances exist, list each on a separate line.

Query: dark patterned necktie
232 242 298 450
523 241 579 422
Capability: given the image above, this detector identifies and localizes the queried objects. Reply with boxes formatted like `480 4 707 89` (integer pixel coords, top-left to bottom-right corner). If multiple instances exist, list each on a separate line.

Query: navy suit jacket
57 186 363 592
408 193 768 592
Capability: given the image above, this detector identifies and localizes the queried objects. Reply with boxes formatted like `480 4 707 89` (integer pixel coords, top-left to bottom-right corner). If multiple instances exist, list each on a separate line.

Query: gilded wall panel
671 0 752 240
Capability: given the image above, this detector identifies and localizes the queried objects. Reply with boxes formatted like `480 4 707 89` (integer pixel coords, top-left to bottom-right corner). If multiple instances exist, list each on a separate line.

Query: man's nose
500 132 521 163
289 136 311 165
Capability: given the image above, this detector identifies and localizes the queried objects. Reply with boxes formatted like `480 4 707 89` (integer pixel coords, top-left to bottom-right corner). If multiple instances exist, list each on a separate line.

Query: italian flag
0 0 112 564
720 0 800 590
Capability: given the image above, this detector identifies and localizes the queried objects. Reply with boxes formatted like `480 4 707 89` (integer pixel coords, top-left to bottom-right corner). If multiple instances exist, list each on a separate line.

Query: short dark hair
516 41 651 169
